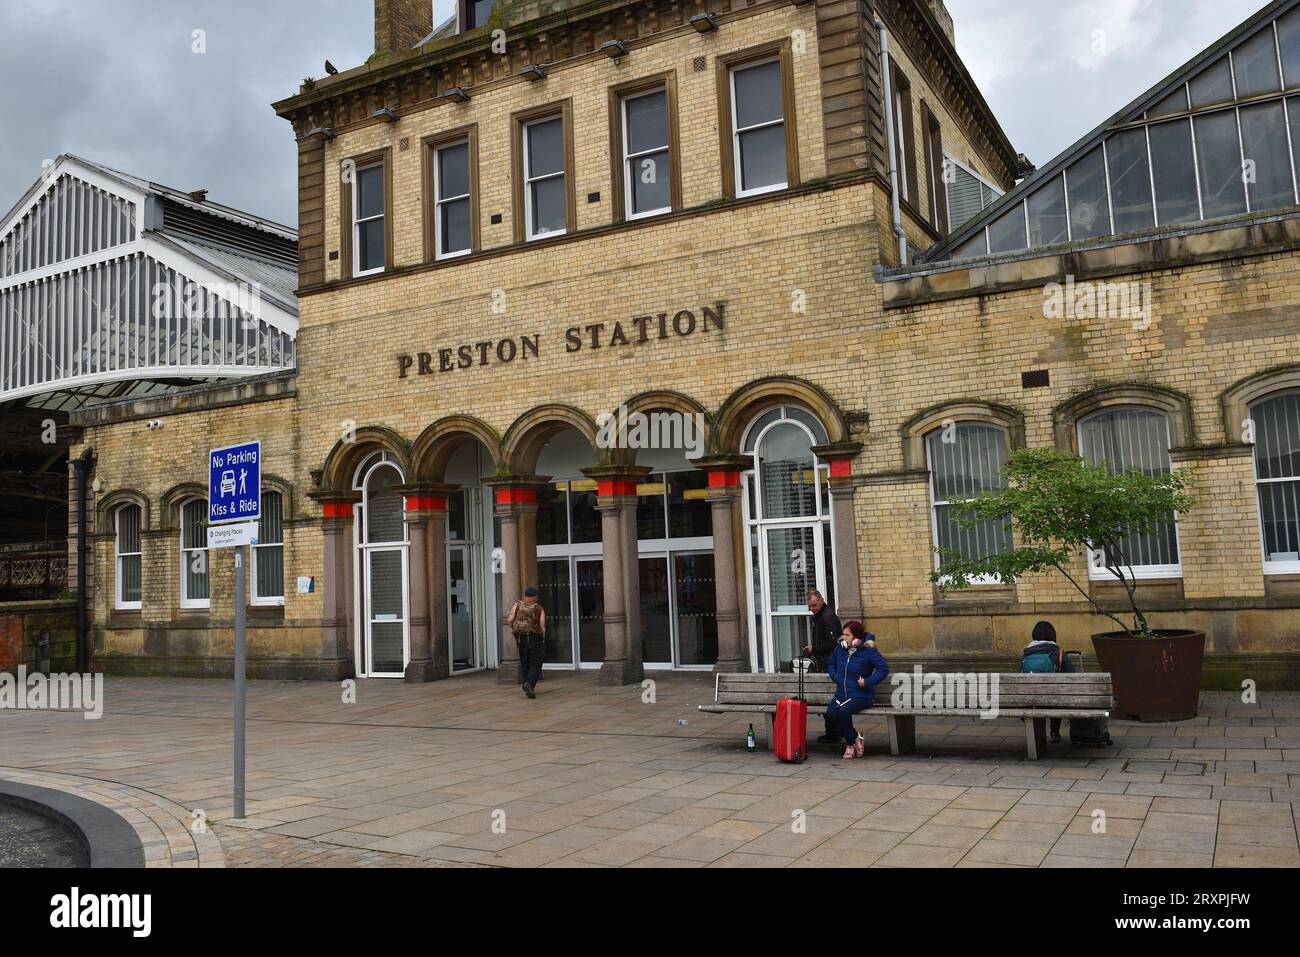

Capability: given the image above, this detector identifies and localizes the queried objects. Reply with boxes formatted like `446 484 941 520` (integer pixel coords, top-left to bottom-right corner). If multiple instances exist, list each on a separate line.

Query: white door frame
351 455 410 679
362 544 410 678
447 540 485 674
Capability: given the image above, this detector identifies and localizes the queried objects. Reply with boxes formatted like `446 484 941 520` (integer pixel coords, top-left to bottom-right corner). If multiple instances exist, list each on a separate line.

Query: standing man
804 589 843 745
508 586 546 699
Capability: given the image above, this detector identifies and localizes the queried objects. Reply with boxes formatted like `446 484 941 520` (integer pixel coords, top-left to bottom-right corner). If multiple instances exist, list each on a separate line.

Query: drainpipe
876 16 909 267
73 448 94 674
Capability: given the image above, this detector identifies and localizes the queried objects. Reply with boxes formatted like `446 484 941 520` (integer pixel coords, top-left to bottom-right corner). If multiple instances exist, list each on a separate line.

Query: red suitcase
774 658 809 763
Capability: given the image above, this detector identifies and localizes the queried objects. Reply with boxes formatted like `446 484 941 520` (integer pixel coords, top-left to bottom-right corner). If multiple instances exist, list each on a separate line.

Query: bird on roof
324 60 338 76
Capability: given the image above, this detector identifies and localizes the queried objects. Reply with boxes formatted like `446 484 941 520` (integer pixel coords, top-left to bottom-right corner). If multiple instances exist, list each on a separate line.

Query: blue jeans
826 697 873 745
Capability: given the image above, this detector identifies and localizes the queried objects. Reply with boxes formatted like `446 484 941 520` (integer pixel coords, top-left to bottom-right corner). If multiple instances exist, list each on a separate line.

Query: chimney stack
374 0 434 57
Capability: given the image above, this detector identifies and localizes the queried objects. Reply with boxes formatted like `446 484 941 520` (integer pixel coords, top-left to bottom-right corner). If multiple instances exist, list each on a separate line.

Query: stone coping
0 780 142 868
0 768 224 868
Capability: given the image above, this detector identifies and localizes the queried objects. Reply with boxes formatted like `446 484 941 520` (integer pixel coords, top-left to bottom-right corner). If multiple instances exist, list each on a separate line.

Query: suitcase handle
792 656 814 702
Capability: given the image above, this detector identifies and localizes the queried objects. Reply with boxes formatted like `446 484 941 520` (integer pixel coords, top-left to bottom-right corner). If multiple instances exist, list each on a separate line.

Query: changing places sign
209 441 261 524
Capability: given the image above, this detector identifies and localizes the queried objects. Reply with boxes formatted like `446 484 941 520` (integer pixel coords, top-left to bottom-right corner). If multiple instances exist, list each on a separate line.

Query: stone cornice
274 0 796 136
875 0 1018 187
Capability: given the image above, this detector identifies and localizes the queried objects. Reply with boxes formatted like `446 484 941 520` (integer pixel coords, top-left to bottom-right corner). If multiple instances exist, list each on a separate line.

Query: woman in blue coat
826 621 890 759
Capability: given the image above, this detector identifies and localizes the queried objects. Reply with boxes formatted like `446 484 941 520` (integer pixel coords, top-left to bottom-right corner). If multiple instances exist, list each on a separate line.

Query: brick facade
67 0 1300 685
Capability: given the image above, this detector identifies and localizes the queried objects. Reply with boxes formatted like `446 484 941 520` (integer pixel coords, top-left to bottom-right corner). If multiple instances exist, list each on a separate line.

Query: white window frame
352 161 386 277
1251 392 1300 575
730 57 788 199
434 139 472 260
114 504 142 611
523 115 567 242
1077 409 1183 581
622 87 672 221
180 498 210 610
925 423 1010 586
251 490 285 607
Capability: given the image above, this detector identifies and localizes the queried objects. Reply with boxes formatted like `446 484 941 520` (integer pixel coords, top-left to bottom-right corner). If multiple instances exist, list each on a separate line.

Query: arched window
180 498 209 609
252 490 284 605
352 452 409 677
361 461 406 544
115 504 142 610
1250 391 1300 573
1078 408 1181 577
743 405 830 521
926 423 1012 569
741 405 834 672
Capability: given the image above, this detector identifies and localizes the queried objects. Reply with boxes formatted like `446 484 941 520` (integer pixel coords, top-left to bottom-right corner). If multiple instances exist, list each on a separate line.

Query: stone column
692 456 751 673
813 443 866 623
399 485 456 682
309 491 361 680
484 477 549 684
582 466 651 686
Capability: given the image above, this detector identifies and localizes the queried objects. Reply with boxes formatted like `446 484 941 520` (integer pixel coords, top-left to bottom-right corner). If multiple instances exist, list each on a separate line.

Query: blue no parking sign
209 441 261 525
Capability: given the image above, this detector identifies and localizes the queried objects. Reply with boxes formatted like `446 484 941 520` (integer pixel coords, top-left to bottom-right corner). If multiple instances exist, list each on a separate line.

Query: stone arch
318 426 411 493
713 376 849 455
608 390 711 465
1221 364 1300 444
501 404 601 475
410 415 503 482
96 488 152 533
260 473 295 521
1053 383 1195 452
900 400 1026 471
159 482 208 531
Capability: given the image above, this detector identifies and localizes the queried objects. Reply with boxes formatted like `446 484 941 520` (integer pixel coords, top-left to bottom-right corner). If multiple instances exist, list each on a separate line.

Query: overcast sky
0 0 1276 228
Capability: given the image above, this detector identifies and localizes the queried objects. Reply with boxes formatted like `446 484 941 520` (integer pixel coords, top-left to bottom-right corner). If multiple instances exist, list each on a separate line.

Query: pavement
0 671 1298 868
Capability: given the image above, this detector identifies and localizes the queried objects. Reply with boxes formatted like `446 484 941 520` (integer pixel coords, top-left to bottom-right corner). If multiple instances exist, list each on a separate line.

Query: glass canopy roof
930 0 1300 264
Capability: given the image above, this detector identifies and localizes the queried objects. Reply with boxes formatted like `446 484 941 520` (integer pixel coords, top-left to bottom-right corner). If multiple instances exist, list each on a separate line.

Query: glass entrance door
364 546 408 677
575 557 605 667
759 523 824 672
448 544 480 672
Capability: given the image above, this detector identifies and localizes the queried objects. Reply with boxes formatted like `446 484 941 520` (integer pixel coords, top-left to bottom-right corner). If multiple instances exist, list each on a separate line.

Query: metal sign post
233 545 246 820
208 441 261 823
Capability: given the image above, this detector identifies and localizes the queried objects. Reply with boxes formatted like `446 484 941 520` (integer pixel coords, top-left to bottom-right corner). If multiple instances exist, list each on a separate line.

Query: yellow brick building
67 0 1300 689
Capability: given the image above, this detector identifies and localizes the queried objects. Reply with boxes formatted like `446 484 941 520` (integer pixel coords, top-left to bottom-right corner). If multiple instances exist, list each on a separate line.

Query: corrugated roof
65 153 297 241
158 235 299 317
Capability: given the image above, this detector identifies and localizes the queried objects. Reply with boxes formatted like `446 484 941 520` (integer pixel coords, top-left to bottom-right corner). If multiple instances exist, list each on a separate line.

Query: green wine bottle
746 724 756 753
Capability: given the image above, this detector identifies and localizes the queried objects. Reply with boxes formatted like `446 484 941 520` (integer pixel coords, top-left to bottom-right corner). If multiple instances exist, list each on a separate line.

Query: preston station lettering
398 303 725 378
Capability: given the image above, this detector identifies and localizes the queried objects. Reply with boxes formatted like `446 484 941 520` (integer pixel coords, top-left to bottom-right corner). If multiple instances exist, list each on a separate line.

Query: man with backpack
1021 620 1074 742
508 587 546 699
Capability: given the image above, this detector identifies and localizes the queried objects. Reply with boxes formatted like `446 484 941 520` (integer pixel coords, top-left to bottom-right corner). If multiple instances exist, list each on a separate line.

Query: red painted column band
405 496 448 512
597 479 638 497
496 487 538 505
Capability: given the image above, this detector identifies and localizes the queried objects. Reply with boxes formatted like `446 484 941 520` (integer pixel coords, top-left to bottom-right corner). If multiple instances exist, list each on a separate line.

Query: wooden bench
698 672 1113 760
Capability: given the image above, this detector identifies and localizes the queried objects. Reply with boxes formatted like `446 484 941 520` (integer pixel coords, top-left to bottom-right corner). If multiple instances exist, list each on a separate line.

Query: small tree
931 447 1195 638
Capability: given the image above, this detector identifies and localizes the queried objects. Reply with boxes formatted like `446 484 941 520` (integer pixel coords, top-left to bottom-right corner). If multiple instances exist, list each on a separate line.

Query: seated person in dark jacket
1021 620 1074 743
826 621 890 760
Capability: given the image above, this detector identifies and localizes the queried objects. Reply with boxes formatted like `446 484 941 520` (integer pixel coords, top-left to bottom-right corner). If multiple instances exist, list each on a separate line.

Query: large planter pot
1091 630 1206 722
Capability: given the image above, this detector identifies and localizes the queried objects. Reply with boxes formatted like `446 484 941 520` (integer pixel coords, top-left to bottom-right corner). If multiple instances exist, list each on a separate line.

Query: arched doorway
534 429 603 669
352 452 409 677
740 405 836 673
442 440 498 674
